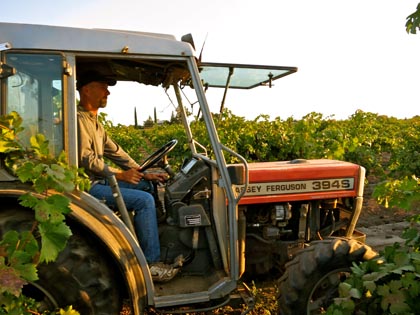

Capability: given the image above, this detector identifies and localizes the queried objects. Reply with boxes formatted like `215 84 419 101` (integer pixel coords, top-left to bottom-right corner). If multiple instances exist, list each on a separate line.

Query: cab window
5 53 64 156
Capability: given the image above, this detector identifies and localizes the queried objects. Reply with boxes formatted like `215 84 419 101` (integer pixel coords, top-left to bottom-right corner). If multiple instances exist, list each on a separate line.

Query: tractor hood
236 159 365 205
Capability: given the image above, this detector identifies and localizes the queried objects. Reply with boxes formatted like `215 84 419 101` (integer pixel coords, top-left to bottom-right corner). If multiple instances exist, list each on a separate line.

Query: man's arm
77 112 126 179
103 131 168 183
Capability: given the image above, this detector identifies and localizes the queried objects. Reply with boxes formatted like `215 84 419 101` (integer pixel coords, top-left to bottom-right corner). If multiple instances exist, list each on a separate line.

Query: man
76 70 179 282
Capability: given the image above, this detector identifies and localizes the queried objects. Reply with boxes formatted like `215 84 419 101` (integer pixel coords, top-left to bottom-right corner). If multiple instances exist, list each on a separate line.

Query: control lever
158 156 175 178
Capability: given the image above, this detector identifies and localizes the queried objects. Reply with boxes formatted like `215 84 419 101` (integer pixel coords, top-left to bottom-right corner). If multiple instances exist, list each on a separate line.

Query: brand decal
235 178 355 196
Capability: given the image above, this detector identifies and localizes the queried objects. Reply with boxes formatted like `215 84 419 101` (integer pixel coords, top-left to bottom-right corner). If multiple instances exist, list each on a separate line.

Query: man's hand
143 172 168 183
115 168 167 184
115 168 143 184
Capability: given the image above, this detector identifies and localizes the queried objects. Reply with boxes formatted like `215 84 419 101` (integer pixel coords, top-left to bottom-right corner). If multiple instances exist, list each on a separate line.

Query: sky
2 0 420 124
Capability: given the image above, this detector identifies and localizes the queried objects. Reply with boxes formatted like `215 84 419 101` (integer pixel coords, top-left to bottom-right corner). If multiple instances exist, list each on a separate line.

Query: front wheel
277 238 378 315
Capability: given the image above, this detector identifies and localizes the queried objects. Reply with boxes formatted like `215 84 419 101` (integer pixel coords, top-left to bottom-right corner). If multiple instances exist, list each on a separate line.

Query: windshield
198 63 297 89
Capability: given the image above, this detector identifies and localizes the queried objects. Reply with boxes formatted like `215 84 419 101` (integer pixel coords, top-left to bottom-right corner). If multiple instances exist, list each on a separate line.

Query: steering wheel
139 139 178 172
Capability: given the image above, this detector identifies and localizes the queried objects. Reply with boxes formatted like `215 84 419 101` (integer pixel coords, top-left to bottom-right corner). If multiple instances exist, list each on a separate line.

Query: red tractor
0 22 376 314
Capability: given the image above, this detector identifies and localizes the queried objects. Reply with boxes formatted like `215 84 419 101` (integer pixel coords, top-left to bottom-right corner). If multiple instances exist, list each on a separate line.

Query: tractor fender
0 184 155 314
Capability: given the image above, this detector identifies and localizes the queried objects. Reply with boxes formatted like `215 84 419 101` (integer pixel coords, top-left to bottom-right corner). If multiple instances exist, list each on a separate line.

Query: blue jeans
89 179 160 263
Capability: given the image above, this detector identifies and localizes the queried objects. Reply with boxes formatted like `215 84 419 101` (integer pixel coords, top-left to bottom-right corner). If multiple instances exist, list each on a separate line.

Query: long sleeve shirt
77 106 140 184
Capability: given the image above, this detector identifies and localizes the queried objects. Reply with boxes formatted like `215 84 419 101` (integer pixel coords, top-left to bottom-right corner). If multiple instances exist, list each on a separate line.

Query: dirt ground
356 181 420 251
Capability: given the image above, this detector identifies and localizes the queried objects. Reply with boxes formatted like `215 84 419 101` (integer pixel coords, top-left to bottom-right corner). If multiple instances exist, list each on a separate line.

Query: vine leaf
38 222 72 263
0 112 86 309
30 133 50 157
0 230 39 294
33 194 71 224
0 261 27 297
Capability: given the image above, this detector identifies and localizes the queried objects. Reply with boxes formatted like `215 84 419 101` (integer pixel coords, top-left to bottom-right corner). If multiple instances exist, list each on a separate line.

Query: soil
356 180 420 251
359 180 410 227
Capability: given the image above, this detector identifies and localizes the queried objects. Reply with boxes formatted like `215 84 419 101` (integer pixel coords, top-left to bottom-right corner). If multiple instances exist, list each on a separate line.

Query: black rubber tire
0 204 122 315
277 238 378 315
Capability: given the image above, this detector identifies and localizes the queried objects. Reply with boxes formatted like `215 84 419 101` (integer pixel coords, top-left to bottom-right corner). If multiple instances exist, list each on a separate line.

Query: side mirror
181 34 195 51
0 62 16 79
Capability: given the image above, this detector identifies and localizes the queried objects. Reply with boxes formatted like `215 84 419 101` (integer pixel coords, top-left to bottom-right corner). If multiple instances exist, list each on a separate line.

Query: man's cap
76 70 117 90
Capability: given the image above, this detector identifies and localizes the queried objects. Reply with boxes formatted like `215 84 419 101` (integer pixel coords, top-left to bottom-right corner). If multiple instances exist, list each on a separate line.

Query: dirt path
356 181 419 251
357 221 409 251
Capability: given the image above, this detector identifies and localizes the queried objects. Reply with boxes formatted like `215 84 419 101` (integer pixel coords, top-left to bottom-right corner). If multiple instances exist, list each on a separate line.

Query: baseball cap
76 70 117 90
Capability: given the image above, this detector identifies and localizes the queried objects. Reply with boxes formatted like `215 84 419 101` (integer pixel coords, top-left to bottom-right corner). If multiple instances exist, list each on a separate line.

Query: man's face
83 81 110 108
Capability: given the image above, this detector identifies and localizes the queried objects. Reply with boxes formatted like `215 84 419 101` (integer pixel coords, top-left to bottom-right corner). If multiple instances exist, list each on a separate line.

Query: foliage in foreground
326 174 420 314
325 217 420 315
406 3 420 34
0 112 88 314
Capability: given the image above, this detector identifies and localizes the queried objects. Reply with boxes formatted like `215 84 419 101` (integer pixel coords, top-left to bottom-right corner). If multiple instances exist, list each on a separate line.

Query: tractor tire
277 238 378 315
0 205 122 315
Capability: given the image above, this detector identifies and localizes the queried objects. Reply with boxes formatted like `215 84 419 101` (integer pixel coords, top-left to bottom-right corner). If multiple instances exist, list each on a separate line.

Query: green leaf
389 279 403 292
393 251 411 267
338 282 352 297
377 283 390 297
34 194 71 224
15 162 38 183
38 222 72 263
389 301 410 314
48 164 75 191
48 166 76 192
401 272 420 297
14 262 38 283
364 280 376 293
48 163 67 181
348 288 361 299
18 193 39 209
362 270 388 282
30 133 50 157
0 231 40 283
391 265 415 275
1 230 38 258
0 230 20 257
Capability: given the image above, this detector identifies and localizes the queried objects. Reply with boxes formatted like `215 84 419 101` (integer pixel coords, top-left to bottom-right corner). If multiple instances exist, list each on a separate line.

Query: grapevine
0 111 89 314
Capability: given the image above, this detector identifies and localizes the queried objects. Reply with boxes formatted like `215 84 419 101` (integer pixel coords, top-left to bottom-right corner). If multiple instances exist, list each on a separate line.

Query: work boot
150 262 179 282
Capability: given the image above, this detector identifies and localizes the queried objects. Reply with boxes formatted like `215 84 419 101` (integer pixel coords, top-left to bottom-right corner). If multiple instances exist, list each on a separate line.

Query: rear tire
0 204 122 315
277 238 377 315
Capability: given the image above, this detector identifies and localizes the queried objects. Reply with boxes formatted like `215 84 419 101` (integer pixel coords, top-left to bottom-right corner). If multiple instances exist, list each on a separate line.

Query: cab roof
0 22 194 57
0 22 297 89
